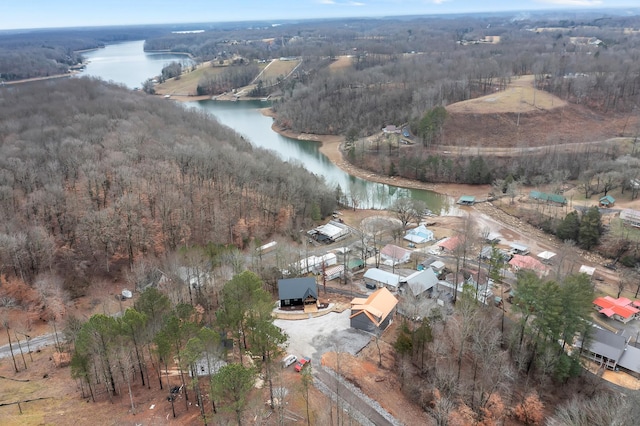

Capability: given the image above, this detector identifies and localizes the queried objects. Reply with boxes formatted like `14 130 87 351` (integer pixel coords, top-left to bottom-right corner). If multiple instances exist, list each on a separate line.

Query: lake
79 40 454 211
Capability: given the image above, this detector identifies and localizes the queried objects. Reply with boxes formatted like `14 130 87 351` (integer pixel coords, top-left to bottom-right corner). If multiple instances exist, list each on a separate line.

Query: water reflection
190 100 455 212
78 40 194 89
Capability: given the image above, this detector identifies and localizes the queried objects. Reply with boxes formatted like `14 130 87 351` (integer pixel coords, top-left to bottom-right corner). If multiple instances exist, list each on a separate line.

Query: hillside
442 75 637 149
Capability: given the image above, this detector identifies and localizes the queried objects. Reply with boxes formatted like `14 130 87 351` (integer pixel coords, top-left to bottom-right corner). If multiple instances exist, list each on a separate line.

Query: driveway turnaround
274 309 371 360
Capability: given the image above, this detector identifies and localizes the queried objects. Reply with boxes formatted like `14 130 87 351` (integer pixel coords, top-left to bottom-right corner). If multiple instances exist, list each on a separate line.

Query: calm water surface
78 40 455 211
79 40 192 89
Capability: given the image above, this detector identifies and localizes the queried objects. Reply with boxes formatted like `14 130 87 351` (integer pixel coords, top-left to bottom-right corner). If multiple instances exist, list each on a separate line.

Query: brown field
155 61 226 96
446 75 566 114
329 56 354 72
259 59 300 81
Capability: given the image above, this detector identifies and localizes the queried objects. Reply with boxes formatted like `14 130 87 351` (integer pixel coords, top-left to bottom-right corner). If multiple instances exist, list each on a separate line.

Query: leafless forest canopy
139 13 640 186
0 78 335 288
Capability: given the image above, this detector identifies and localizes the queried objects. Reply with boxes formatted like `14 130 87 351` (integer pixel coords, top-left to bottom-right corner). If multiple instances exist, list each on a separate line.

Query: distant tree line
0 27 167 81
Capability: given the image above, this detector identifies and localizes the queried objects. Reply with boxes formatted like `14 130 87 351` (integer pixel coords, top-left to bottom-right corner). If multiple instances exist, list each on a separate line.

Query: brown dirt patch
321 320 431 425
329 56 354 72
447 75 565 114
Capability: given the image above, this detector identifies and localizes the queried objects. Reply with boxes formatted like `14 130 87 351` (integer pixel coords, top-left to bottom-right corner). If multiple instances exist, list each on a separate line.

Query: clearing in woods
446 74 567 114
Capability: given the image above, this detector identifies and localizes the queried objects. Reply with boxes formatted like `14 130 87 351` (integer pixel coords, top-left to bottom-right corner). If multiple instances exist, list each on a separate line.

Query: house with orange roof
593 296 640 324
350 287 398 333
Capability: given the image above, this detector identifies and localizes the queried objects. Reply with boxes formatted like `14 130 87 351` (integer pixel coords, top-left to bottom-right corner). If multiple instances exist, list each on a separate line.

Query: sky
1 0 638 30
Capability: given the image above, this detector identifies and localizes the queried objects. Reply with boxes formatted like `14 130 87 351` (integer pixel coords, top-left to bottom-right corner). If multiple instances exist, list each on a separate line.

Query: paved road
0 332 58 359
314 366 399 426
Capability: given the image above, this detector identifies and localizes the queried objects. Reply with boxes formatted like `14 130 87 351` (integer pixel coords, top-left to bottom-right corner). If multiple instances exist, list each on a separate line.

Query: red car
294 357 311 372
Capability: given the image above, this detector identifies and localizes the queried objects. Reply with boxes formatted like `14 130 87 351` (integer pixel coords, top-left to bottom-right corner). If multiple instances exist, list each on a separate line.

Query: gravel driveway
274 309 371 361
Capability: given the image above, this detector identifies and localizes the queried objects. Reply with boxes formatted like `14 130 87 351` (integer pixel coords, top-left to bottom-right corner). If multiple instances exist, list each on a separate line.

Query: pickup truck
294 357 311 372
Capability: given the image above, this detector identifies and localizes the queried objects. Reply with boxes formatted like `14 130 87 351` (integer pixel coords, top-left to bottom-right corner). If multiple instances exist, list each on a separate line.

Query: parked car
294 357 311 372
282 354 297 368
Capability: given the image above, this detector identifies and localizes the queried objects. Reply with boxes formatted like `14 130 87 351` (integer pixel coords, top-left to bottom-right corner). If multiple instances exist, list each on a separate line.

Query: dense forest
0 78 334 296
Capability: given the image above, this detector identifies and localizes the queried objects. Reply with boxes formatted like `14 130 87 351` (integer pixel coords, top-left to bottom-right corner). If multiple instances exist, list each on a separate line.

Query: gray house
278 277 318 310
580 327 629 370
350 287 398 333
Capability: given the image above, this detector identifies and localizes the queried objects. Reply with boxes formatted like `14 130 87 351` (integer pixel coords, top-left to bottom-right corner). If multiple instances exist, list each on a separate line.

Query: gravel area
274 310 371 361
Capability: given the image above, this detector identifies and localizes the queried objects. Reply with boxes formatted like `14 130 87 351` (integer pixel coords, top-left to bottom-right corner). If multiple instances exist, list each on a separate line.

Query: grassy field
447 74 567 114
154 61 227 96
155 59 297 98
258 59 300 82
329 56 354 72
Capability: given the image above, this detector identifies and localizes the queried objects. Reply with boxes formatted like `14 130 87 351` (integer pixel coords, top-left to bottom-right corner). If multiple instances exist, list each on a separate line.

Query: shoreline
260 108 491 199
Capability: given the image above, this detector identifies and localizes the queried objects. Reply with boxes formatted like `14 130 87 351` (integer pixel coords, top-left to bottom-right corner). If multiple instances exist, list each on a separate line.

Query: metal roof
363 268 400 287
278 277 318 300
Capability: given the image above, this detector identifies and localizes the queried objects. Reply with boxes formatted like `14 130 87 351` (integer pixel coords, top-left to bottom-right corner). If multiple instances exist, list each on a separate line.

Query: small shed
599 195 616 207
537 251 556 264
430 260 446 274
579 265 596 276
324 264 345 281
457 195 476 205
509 243 530 255
347 258 365 271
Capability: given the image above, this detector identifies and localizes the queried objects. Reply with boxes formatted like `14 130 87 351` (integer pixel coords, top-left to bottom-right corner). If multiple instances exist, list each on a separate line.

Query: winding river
80 40 454 211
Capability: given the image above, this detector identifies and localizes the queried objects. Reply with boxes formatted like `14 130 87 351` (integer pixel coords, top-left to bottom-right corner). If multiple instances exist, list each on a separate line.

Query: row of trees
69 271 287 425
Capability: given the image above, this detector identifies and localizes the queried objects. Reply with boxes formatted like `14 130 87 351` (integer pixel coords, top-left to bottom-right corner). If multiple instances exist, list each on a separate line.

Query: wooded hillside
0 78 335 290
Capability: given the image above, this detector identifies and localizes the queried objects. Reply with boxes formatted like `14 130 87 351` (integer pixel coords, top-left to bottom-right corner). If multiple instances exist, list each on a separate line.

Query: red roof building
508 254 547 276
437 236 463 252
593 296 640 324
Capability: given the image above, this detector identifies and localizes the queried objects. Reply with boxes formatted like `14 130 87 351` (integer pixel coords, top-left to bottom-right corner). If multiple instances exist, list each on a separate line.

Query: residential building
350 287 398 333
593 296 640 324
380 244 412 266
404 224 434 244
402 268 438 297
363 268 401 291
278 277 318 311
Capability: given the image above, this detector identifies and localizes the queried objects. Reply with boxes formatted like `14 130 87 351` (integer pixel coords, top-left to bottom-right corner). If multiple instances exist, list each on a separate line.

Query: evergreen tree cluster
556 206 602 250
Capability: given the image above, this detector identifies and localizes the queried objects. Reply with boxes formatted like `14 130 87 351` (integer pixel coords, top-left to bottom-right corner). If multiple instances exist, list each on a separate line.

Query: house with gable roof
403 268 438 297
380 244 412 265
350 287 398 333
278 277 318 311
509 254 547 276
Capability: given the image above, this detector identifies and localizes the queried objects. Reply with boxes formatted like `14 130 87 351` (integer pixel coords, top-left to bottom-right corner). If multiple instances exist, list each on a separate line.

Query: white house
380 244 412 266
404 225 434 244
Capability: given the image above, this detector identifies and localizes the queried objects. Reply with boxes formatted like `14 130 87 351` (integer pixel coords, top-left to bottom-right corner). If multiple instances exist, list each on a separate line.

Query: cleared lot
275 310 371 361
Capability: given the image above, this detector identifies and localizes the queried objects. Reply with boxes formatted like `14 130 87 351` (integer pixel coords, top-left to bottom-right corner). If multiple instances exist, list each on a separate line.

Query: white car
282 354 297 368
